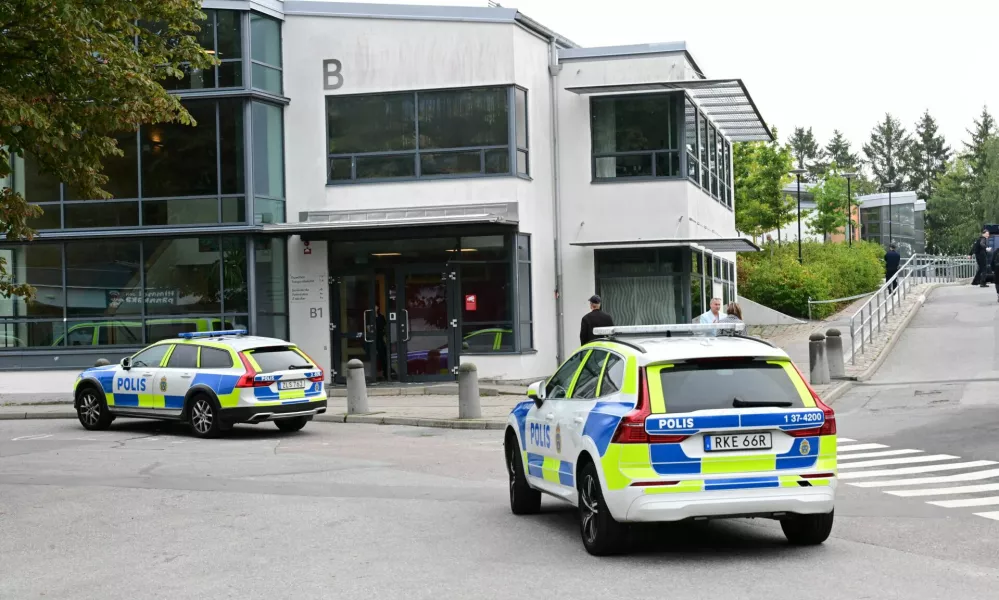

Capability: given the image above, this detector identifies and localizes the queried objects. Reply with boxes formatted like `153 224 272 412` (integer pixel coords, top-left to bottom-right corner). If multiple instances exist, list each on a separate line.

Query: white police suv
73 330 327 438
504 323 837 555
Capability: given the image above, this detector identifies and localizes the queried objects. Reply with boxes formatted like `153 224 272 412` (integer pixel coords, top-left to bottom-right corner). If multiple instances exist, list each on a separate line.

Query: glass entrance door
396 267 458 382
332 272 397 384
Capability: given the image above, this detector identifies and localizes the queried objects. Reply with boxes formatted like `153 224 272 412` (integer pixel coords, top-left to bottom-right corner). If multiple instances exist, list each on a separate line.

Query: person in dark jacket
884 244 901 292
580 295 614 345
971 229 990 287
990 249 999 302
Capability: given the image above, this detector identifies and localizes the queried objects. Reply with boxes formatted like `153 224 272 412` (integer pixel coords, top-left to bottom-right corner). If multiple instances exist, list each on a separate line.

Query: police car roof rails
592 323 747 338
178 329 247 339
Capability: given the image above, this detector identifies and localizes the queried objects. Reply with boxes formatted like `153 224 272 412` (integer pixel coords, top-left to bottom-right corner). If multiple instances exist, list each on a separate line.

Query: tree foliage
925 158 974 254
733 128 796 241
788 126 825 181
863 113 913 190
809 166 849 239
825 130 860 171
908 110 951 200
0 0 215 300
963 106 995 183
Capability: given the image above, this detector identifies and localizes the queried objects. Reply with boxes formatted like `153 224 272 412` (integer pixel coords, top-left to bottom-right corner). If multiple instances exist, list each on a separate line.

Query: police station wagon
504 323 837 555
73 331 327 438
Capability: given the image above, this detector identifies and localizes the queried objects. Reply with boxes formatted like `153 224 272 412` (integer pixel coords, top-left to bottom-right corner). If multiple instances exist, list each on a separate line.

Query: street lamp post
791 168 809 263
843 172 858 247
884 182 897 249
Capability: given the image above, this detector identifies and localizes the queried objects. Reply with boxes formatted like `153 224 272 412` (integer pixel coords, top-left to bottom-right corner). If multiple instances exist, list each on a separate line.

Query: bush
739 241 885 319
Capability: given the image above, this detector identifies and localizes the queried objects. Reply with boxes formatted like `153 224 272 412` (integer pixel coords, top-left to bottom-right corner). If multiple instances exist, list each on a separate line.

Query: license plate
278 380 307 390
704 432 772 452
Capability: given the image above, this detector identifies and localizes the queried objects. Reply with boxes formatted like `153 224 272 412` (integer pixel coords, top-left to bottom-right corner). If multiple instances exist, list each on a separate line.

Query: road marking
838 443 889 452
887 483 999 497
929 496 999 508
849 468 999 488
12 434 53 441
838 437 857 442
973 511 999 521
837 455 959 470
838 449 924 461
839 461 998 480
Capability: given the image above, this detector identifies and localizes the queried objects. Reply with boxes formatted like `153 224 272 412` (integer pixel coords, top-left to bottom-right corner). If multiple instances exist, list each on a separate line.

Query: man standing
884 243 901 292
698 297 724 324
579 295 613 345
970 229 990 287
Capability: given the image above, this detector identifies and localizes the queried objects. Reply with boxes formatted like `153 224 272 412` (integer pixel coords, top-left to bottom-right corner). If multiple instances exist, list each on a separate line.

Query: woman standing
721 302 743 323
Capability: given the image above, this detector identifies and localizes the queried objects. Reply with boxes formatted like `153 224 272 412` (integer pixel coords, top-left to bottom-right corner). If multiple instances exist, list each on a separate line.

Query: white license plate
704 432 772 452
278 380 307 390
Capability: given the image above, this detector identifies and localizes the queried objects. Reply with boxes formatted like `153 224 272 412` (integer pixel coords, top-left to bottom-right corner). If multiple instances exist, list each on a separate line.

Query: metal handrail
847 253 975 365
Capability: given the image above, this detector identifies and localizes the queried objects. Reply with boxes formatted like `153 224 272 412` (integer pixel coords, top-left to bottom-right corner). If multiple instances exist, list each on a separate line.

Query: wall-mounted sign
465 294 477 311
290 274 326 305
106 289 178 308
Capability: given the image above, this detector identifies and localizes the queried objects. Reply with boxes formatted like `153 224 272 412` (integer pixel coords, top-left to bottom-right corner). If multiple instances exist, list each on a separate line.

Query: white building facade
0 0 770 388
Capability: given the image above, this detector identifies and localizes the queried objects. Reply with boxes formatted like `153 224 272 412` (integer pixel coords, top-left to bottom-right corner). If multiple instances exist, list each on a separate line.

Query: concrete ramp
737 296 806 325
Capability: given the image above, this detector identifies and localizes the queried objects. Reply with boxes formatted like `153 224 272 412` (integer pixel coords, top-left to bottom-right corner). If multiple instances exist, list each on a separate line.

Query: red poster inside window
465 294 477 311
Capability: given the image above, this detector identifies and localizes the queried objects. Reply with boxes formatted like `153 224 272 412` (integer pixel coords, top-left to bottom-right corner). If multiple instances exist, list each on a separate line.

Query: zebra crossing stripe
837 455 959 470
838 443 890 452
973 511 999 521
838 449 924 461
838 460 998 480
929 496 999 509
838 437 857 442
887 483 999 497
848 468 999 488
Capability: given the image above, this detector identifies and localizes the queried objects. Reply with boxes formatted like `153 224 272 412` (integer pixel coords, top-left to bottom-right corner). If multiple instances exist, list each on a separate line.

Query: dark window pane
94 321 143 346
255 237 286 314
219 98 245 195
65 134 139 200
216 10 242 60
460 235 508 261
131 343 171 368
600 354 624 395
142 198 219 226
252 102 284 198
546 351 586 399
485 149 510 174
252 63 282 94
684 100 697 156
251 14 281 65
160 65 217 91
327 93 415 154
64 202 139 229
515 88 527 148
67 324 96 346
591 94 679 154
418 87 509 149
144 238 221 315
18 154 61 203
690 275 702 318
518 322 532 350
595 154 652 179
256 313 288 340
200 346 234 369
462 326 502 352
516 150 528 176
249 346 313 372
518 261 531 321
0 245 63 318
355 155 415 179
516 234 530 262
167 344 199 368
461 262 511 323
141 101 218 198
195 10 215 50
29 205 60 230
656 152 680 178
660 361 805 412
0 321 63 348
222 237 248 313
217 61 243 88
574 350 606 399
66 240 142 318
420 151 481 176
146 319 203 343
222 196 246 223
253 197 285 225
328 157 352 181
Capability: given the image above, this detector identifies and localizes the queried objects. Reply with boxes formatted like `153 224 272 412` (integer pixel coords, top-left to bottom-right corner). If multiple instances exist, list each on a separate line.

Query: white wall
286 236 333 379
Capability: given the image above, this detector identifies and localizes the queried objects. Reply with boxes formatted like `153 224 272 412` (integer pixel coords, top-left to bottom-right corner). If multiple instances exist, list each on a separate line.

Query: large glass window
595 248 684 325
252 101 285 224
591 93 681 180
66 241 142 318
254 237 288 340
516 234 533 349
161 9 243 91
250 13 282 94
684 99 731 209
326 86 526 183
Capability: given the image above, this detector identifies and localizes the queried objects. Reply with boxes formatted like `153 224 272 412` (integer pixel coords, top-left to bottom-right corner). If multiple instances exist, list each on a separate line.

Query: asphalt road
3 284 999 599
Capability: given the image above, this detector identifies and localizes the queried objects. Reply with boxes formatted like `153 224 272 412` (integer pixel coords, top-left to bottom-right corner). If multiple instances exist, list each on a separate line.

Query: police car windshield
659 360 804 413
250 347 312 373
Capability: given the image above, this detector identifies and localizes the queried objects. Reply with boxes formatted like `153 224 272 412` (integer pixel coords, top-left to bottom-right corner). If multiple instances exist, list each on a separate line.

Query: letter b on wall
323 59 343 90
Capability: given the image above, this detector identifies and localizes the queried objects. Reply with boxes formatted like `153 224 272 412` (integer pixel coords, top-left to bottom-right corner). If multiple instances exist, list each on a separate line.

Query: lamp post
791 168 809 263
843 172 858 247
884 182 897 249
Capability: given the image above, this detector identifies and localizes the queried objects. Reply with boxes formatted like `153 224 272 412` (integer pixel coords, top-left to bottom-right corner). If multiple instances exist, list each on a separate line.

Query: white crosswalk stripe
929 496 999 508
837 443 890 452
838 437 856 442
973 512 999 521
838 460 997 480
887 483 999 497
849 468 999 488
838 449 923 461
837 454 959 470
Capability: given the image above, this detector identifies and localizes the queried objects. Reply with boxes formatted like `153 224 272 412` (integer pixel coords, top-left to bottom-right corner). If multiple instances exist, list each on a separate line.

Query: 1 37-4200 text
784 412 822 424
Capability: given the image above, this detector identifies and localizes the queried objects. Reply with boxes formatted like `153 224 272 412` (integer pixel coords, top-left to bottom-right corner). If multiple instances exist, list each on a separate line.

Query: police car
504 323 837 555
73 330 327 438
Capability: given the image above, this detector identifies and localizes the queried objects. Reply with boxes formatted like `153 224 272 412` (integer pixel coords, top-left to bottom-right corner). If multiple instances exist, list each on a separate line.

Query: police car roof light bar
177 329 248 339
592 323 746 338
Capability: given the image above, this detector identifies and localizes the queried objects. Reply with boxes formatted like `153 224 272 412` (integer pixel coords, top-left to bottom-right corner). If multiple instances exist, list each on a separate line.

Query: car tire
76 386 114 431
781 511 834 545
188 394 223 439
505 436 541 515
274 416 311 433
578 461 628 556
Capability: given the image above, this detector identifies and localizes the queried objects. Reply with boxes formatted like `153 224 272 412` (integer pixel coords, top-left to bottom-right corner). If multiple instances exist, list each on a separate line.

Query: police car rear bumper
221 400 327 424
615 483 836 523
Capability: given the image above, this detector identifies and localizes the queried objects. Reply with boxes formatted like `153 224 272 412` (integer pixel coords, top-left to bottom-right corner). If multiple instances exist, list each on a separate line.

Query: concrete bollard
457 362 482 419
826 328 845 379
346 359 370 414
808 332 830 386
94 358 110 367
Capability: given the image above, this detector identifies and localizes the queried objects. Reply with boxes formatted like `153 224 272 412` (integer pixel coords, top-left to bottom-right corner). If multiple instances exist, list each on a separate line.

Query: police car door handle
180 373 193 379
573 416 585 424
545 413 555 421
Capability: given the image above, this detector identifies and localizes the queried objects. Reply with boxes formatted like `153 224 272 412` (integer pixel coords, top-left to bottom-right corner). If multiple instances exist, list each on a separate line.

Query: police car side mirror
120 357 132 371
527 380 545 408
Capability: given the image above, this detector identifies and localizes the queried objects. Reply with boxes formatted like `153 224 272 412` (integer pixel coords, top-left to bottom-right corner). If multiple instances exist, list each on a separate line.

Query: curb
313 412 506 430
820 380 854 406
0 410 76 420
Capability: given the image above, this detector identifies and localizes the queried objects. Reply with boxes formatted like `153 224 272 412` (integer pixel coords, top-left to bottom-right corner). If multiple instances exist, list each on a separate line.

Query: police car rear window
659 360 804 413
250 347 313 373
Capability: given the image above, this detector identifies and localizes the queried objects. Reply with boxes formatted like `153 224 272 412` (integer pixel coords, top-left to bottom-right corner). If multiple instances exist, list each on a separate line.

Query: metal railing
846 254 975 365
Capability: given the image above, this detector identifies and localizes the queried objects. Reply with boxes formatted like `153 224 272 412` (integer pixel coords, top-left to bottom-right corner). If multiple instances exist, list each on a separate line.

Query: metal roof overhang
262 202 520 235
570 237 761 253
565 79 772 142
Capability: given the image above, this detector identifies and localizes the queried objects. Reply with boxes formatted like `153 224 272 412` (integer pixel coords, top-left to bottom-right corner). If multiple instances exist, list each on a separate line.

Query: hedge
738 241 885 319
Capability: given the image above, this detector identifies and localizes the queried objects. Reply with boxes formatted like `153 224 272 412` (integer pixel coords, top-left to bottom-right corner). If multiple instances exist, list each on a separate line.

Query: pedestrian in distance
970 229 990 287
884 243 901 293
720 302 743 323
697 297 724 324
579 295 613 345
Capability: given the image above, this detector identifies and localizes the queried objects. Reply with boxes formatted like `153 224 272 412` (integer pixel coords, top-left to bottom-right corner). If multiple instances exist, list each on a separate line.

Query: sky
334 0 999 157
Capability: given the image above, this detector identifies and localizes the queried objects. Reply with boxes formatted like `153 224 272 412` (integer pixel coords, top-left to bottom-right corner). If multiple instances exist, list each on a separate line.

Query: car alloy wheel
192 399 214 435
580 473 600 545
79 391 101 427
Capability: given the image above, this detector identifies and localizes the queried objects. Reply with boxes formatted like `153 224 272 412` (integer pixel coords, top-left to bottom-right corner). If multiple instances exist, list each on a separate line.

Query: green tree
908 110 951 200
0 0 215 300
963 106 995 183
788 126 826 181
733 128 796 243
925 158 974 254
863 113 913 190
809 167 849 240
825 130 860 171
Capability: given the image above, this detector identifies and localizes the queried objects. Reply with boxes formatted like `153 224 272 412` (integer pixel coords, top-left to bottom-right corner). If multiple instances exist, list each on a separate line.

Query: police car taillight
789 363 837 437
235 352 270 388
611 368 689 445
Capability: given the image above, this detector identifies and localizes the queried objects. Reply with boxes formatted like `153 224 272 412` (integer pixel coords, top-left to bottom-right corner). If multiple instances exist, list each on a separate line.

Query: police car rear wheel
275 416 310 432
506 437 541 515
781 511 834 545
189 396 222 438
578 462 627 556
76 387 113 431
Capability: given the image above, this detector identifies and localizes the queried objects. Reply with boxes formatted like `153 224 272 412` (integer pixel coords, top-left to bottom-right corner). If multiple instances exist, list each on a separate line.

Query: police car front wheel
505 434 540 515
188 395 225 438
780 511 834 545
76 387 113 431
578 462 627 556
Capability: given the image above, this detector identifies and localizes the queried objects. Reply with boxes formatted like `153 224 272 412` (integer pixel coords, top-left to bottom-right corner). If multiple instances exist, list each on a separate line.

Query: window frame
589 92 685 183
571 349 607 400
249 12 283 95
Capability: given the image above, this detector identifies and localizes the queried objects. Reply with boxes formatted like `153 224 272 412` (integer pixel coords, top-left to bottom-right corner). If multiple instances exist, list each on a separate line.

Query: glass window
418 87 508 149
255 237 287 315
0 245 63 318
200 346 234 369
29 205 61 230
517 234 532 350
327 93 416 155
0 321 63 348
166 344 199 369
222 237 248 313
64 202 139 229
252 102 284 201
599 354 625 396
460 235 507 261
143 198 221 226
66 240 142 317
66 133 139 201
220 99 245 196
95 322 142 346
216 10 242 60
515 88 528 150
67 325 96 347
18 154 61 203
141 101 218 198
462 328 500 352
160 10 242 91
546 351 586 400
143 238 221 315
249 346 313 372
573 350 606 400
251 14 281 66
460 263 511 323
131 343 171 368
146 319 200 343
592 94 680 180
659 360 805 413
